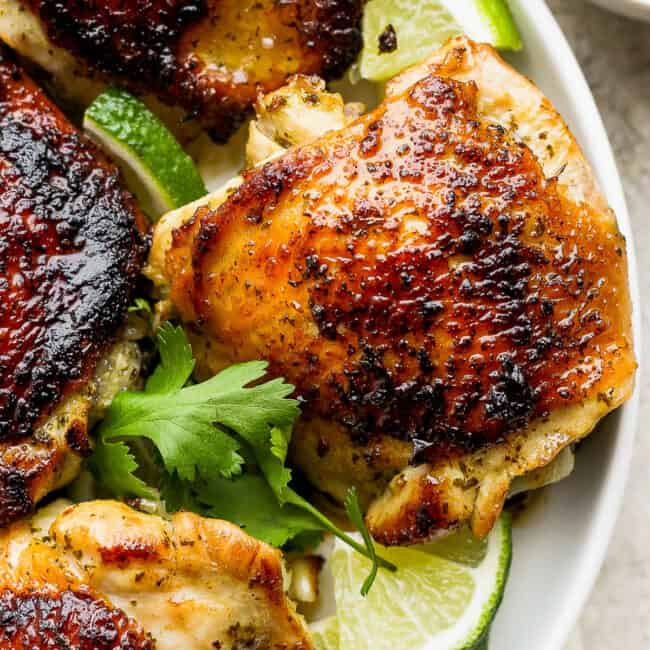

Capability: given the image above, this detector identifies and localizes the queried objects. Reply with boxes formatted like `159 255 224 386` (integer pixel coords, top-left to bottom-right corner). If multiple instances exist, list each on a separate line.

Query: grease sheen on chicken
0 48 146 526
153 38 636 544
0 500 311 649
0 0 362 141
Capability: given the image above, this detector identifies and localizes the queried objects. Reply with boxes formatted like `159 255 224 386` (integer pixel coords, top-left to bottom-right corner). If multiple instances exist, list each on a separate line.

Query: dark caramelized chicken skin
3 0 362 141
0 48 146 525
0 591 154 650
162 39 635 543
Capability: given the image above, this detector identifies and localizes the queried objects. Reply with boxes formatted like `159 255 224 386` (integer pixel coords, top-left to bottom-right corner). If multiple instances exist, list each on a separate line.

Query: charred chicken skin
154 38 635 544
0 500 311 649
0 0 363 141
0 48 146 526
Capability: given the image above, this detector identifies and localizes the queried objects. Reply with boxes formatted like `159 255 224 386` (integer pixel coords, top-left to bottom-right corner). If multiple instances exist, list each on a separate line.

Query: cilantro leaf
345 487 380 596
249 426 397 574
97 388 243 482
166 472 323 547
88 437 155 499
256 426 293 504
145 322 195 394
284 530 326 553
189 365 300 450
96 323 298 483
159 471 203 512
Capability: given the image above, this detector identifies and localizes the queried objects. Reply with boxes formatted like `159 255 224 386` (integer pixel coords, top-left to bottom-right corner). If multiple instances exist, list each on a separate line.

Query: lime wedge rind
475 0 523 50
359 0 522 82
440 0 522 50
84 116 174 217
457 513 512 650
326 513 512 650
84 89 207 220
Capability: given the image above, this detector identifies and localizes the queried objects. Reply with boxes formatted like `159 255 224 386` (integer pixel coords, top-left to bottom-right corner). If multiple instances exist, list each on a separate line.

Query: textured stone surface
548 1 650 647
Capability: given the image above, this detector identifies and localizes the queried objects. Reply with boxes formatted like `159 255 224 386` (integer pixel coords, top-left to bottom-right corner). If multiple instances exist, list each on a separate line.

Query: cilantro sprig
345 487 380 596
89 323 395 590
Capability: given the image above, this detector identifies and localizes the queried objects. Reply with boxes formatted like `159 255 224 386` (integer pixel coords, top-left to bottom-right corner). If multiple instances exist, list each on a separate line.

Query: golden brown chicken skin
4 0 362 141
0 500 312 649
158 38 635 544
0 48 146 525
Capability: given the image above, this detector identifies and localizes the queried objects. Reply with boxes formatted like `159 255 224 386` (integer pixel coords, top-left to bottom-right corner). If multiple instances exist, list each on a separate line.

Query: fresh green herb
163 472 325 548
94 323 303 483
89 322 397 581
128 297 152 314
345 486 381 595
89 437 154 499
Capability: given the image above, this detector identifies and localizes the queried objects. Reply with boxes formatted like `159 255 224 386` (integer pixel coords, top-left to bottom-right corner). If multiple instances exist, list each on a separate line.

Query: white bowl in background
589 0 650 21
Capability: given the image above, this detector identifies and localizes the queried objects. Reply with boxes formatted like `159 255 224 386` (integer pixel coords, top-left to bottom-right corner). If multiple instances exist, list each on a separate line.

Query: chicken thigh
0 500 311 649
0 48 146 525
0 0 362 141
151 38 636 544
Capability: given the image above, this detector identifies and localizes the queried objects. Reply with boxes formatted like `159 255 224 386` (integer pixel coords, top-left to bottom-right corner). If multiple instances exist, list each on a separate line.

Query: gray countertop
548 1 649 647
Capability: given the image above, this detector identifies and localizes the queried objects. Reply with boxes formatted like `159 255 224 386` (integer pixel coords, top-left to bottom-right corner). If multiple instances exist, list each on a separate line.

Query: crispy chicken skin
0 500 312 649
147 74 362 292
0 0 362 141
153 37 635 543
0 49 146 525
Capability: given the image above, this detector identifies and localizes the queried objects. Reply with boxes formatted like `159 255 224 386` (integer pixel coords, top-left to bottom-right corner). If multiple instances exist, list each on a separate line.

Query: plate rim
510 2 642 648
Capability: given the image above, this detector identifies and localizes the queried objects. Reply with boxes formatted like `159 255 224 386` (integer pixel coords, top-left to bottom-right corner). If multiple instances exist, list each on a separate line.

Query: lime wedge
84 89 207 220
422 524 488 567
360 0 522 82
310 617 340 650
328 513 511 650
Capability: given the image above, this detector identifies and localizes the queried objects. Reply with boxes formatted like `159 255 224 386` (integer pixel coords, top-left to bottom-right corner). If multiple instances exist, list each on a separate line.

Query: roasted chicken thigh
0 48 146 525
151 37 635 544
0 500 311 649
0 0 362 141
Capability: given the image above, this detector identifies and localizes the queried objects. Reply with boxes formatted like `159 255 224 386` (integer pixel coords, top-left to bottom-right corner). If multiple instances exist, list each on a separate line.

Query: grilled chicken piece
0 49 146 526
150 37 636 544
0 499 312 649
0 0 362 142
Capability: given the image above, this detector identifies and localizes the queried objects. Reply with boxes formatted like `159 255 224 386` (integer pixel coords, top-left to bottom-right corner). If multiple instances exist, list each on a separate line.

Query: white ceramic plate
199 1 641 647
589 0 650 21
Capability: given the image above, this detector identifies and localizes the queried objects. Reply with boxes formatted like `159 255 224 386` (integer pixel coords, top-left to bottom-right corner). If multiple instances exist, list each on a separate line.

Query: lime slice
310 617 340 650
360 0 522 82
422 524 488 567
329 513 511 650
84 89 207 220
